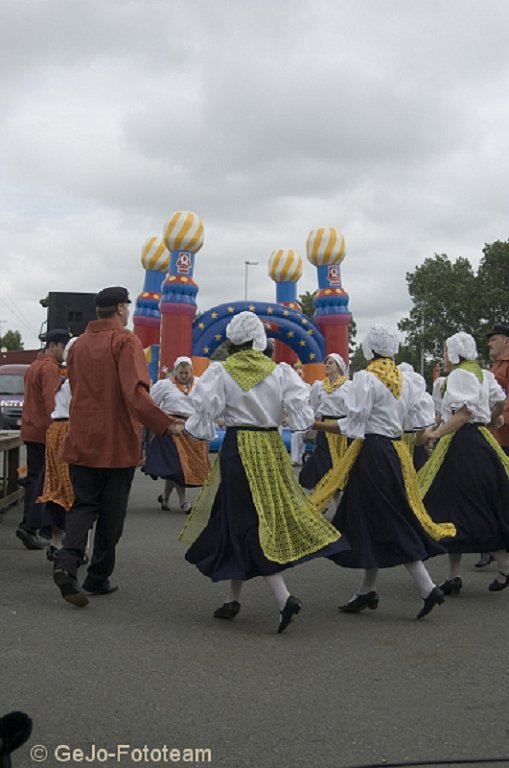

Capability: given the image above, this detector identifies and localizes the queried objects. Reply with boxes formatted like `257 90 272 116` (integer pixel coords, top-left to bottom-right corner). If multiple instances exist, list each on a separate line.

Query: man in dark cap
487 323 509 454
18 328 71 548
53 286 183 607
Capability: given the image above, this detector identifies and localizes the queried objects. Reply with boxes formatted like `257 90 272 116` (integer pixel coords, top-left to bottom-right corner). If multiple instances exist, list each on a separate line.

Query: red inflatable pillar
133 237 170 348
159 211 204 376
306 227 351 365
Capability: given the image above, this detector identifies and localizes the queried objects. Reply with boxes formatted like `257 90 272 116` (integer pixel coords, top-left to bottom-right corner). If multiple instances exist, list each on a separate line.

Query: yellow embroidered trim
237 430 341 563
179 456 221 545
479 427 509 478
322 376 348 394
366 358 403 399
223 349 276 392
394 441 456 541
325 431 348 465
417 434 454 498
401 432 415 456
310 439 363 511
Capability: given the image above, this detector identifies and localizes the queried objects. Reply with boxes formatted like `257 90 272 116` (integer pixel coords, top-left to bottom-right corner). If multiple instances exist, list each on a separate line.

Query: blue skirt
142 435 186 486
423 424 509 553
329 435 446 569
185 429 349 581
299 431 332 489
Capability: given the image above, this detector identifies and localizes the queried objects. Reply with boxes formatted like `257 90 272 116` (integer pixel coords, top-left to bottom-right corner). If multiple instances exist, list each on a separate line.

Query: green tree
398 254 478 363
476 240 509 333
298 291 315 319
0 329 23 350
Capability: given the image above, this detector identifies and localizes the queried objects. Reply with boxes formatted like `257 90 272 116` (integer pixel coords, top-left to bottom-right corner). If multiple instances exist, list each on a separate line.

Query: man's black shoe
53 569 89 607
15 527 45 550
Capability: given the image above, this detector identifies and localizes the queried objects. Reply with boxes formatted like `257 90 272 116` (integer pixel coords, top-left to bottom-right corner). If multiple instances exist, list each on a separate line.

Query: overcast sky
1 0 508 350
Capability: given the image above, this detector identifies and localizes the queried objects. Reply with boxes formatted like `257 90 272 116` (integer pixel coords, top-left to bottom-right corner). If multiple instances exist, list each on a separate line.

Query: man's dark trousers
55 465 135 587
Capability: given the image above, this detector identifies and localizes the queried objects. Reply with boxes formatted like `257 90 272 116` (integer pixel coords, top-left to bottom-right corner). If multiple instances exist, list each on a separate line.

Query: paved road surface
1 468 508 768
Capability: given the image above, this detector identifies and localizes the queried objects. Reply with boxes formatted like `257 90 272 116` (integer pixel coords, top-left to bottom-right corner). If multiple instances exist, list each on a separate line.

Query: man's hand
489 415 505 430
166 417 186 436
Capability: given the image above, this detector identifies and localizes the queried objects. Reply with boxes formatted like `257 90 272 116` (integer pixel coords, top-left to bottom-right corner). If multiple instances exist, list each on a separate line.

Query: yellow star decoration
325 289 332 295
248 304 256 312
301 318 308 325
309 353 316 360
283 310 290 316
211 312 218 319
214 334 222 341
286 331 294 338
203 346 210 354
227 306 235 313
142 292 149 298
267 307 274 314
198 322 205 330
181 277 188 283
306 329 314 335
169 276 176 281
299 340 306 347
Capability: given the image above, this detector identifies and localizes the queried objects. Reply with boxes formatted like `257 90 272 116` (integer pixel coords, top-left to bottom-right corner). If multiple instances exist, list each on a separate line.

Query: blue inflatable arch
192 301 325 362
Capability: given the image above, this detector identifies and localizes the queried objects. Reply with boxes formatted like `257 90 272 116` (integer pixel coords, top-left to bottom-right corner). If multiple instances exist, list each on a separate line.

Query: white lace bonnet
445 332 477 363
362 324 399 360
226 311 267 352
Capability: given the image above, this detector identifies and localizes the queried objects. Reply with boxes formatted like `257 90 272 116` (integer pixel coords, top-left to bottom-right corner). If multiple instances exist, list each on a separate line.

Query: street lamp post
244 261 259 301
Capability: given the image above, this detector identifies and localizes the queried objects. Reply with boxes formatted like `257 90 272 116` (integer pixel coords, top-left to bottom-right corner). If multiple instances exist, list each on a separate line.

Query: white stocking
491 550 509 576
446 553 462 580
404 561 435 598
227 579 243 603
263 573 291 610
357 568 379 595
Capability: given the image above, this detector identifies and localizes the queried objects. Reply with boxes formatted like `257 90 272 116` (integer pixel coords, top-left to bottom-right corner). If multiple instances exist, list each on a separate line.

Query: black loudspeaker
45 292 97 336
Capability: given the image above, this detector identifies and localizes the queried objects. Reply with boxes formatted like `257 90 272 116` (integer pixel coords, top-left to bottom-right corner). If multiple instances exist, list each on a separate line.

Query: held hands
489 415 505 430
166 417 186 436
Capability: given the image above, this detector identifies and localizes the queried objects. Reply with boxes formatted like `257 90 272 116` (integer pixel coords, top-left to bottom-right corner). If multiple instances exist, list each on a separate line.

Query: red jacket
20 353 61 444
490 356 509 448
60 320 171 468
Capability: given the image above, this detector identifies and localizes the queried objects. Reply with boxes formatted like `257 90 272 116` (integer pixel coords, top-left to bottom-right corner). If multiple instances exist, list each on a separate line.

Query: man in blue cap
18 328 71 549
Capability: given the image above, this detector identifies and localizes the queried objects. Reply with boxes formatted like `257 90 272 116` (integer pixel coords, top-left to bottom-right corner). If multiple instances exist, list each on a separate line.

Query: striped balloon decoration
268 249 303 282
141 237 170 272
306 227 346 266
163 211 204 254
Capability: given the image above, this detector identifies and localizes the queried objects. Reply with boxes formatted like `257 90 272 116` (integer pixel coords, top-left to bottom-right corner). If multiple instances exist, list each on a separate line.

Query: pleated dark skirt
329 435 446 569
185 429 349 581
423 424 509 553
142 435 186 486
299 431 332 489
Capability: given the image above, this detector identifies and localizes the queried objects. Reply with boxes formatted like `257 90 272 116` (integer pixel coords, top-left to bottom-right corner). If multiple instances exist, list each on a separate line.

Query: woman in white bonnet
143 356 210 513
299 352 351 489
420 331 509 594
180 311 349 634
312 324 455 619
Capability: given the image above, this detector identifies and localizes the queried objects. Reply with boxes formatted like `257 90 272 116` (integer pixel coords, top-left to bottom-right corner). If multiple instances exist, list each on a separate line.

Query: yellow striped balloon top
306 227 346 266
268 249 303 282
163 211 204 254
141 237 170 272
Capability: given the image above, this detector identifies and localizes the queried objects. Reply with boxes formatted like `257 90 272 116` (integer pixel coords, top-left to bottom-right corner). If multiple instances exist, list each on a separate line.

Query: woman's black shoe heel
417 586 444 619
488 572 509 592
439 577 462 595
339 591 379 613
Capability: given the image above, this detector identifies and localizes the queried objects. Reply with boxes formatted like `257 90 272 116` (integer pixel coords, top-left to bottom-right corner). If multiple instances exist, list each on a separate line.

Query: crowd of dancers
14 285 509 633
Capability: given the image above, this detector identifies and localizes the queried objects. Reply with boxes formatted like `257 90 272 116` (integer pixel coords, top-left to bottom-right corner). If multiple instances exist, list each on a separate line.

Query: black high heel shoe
278 596 302 633
339 591 379 613
439 577 462 595
417 586 444 619
488 572 509 592
213 601 241 619
157 494 170 511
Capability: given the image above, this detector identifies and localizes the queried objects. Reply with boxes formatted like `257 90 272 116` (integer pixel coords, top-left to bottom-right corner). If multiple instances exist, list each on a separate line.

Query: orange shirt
490 355 509 448
60 319 171 468
20 353 61 444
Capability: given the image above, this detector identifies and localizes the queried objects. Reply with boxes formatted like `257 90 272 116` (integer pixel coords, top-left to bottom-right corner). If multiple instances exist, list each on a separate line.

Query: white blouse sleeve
280 364 314 432
149 379 168 409
485 369 506 409
408 390 436 430
309 380 322 417
337 371 375 440
185 363 226 440
442 369 480 414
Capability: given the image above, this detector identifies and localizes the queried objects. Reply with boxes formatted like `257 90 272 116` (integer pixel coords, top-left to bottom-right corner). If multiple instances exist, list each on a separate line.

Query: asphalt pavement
1 467 509 768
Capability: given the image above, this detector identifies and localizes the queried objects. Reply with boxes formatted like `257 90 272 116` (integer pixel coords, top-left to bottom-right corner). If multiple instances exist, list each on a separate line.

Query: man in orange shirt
487 323 509 455
53 287 183 607
18 328 71 549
